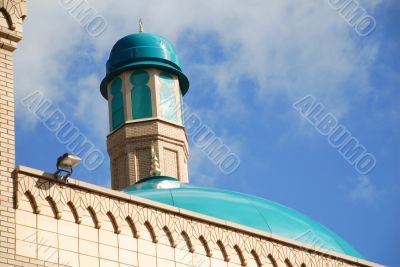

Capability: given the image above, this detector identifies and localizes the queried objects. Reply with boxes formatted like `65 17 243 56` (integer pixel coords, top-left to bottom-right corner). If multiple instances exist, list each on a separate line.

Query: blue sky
14 0 398 266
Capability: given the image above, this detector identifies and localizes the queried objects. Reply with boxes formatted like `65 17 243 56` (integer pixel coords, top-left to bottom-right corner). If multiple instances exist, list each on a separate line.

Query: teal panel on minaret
110 77 124 130
131 70 152 119
159 72 178 122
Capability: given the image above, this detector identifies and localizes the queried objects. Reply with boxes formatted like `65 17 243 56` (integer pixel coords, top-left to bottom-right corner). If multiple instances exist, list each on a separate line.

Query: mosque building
0 1 384 266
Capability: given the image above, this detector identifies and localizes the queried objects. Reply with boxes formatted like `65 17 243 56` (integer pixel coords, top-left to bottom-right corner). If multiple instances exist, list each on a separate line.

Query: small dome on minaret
100 30 189 99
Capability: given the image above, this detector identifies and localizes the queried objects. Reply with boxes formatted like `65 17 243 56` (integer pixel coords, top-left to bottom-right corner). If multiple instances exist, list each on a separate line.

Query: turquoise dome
123 176 363 259
100 32 189 99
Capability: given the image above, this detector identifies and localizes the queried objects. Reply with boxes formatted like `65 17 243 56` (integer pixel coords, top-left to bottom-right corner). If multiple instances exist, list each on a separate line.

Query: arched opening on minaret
159 72 178 122
131 70 153 119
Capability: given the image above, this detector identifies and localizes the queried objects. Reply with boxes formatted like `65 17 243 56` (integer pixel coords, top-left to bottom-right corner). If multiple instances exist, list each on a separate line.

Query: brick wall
0 1 26 266
0 46 17 265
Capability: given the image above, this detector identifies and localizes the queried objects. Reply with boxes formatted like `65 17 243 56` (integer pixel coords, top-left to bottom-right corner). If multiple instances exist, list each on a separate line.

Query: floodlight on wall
54 153 81 183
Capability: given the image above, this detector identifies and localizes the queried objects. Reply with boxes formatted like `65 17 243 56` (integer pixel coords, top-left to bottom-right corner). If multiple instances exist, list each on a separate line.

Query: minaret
101 22 190 190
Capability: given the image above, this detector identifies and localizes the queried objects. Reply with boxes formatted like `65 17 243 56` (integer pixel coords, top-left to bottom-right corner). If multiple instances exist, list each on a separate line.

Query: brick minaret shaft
0 1 27 264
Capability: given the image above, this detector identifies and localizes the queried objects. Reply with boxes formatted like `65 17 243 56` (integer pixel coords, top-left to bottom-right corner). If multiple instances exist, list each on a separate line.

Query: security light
54 153 81 183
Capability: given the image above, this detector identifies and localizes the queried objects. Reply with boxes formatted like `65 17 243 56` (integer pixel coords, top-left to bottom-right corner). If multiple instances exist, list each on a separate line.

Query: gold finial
150 142 161 176
139 19 144 33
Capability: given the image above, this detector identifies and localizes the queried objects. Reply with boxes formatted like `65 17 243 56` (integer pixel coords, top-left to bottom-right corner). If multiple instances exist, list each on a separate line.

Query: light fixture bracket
54 153 81 184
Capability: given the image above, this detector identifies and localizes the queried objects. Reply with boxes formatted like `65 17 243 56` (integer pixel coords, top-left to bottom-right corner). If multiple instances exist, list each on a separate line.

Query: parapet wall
10 166 383 267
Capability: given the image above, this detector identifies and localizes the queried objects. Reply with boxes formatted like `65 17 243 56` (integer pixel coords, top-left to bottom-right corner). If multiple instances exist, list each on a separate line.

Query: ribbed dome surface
123 176 363 259
100 32 189 99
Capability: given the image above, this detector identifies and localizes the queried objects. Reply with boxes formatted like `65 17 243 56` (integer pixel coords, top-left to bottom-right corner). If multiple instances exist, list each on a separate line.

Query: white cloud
71 74 108 141
13 0 384 183
349 176 380 202
16 0 383 108
187 122 242 187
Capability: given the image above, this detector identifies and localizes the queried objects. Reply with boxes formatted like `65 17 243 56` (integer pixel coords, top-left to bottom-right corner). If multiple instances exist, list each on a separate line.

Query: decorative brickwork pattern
107 119 189 190
0 0 26 30
12 167 383 267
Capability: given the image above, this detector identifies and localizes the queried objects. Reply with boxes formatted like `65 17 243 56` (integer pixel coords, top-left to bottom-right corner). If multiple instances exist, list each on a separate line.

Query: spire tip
139 19 144 33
